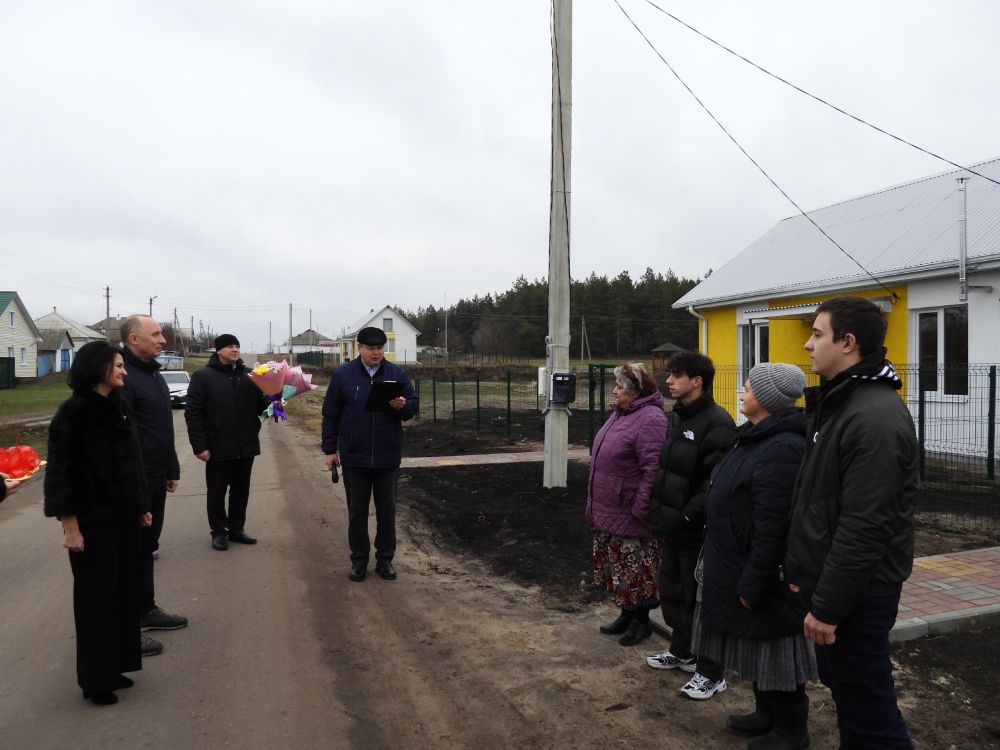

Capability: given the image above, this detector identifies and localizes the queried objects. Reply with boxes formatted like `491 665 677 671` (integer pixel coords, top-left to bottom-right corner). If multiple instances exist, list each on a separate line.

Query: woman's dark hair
815 296 887 356
666 350 716 390
69 341 123 395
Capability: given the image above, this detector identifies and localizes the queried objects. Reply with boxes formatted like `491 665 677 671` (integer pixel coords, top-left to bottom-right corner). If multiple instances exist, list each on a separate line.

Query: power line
611 0 900 301
639 0 1000 188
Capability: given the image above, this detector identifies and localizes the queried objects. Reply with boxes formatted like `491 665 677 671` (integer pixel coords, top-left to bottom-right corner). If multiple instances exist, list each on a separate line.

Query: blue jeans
815 594 913 749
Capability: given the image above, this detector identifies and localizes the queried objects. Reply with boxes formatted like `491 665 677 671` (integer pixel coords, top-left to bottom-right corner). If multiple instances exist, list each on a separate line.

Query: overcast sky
2 1 998 354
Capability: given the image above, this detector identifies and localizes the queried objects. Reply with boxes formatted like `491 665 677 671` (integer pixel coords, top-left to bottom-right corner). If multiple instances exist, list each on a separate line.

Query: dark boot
728 685 773 737
617 619 652 646
746 697 810 750
599 609 634 635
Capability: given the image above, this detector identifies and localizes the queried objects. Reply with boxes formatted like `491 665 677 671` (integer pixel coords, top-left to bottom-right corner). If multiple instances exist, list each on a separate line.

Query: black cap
214 333 240 351
357 327 387 346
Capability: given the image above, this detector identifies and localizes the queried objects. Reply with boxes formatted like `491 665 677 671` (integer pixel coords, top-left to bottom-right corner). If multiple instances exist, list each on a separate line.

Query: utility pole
173 308 185 355
148 296 157 317
444 294 448 358
309 309 314 350
105 286 111 339
269 322 273 354
288 303 293 357
544 0 572 488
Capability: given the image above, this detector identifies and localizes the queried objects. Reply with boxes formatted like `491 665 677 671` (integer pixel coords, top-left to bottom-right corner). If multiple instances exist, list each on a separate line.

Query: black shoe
141 607 188 631
617 620 652 646
228 530 257 545
349 561 367 582
140 634 163 657
746 697 810 750
727 686 773 737
112 675 134 690
212 533 229 551
599 611 633 635
375 560 397 580
83 691 118 705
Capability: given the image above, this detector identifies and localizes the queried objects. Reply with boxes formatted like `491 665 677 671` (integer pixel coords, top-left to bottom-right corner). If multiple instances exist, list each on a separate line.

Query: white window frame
386 338 395 354
20 347 26 364
8 311 14 327
382 317 394 332
913 305 968 401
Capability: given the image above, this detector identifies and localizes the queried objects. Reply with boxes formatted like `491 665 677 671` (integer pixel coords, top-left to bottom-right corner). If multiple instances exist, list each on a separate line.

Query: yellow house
674 158 1000 425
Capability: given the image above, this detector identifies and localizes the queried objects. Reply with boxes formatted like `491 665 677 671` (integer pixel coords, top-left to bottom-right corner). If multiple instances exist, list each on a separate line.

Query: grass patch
0 373 70 421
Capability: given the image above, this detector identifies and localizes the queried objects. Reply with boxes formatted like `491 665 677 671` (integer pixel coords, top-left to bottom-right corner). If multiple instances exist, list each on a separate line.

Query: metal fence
0 357 14 389
412 364 1000 534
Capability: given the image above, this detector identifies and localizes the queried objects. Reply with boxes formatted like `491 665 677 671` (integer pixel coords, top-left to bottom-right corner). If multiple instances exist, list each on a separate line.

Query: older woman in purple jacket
587 363 668 646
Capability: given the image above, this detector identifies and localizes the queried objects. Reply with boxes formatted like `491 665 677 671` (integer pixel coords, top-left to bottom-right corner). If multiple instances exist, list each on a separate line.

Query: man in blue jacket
322 327 418 582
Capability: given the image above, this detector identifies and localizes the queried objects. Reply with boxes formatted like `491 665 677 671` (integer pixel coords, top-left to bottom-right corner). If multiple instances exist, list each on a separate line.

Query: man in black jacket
120 315 188 655
185 334 269 551
786 296 917 748
644 351 735 701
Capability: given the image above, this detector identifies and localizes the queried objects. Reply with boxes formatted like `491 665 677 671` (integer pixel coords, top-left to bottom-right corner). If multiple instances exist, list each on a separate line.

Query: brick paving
401 451 1000 642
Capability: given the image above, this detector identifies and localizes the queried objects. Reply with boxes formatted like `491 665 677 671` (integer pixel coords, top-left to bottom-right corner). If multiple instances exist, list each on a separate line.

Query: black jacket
120 347 180 480
784 352 918 625
648 392 736 545
185 355 269 461
43 390 150 524
700 408 806 639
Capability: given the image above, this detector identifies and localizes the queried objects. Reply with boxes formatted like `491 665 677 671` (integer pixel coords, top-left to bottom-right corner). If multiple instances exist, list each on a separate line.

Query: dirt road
0 414 841 749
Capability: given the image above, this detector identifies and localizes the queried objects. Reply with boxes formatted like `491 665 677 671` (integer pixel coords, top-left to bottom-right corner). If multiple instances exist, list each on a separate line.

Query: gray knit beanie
748 363 806 414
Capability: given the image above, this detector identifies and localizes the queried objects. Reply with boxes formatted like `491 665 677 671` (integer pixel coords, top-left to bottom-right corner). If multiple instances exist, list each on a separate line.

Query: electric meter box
550 372 576 404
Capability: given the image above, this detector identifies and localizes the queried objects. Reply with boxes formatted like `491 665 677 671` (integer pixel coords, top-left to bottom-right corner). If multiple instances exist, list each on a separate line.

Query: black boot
728 685 773 737
617 619 652 646
599 609 634 635
746 696 810 750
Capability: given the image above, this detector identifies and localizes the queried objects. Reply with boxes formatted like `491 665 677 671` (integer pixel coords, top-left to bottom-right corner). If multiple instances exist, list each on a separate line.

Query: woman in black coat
692 363 816 749
44 341 152 706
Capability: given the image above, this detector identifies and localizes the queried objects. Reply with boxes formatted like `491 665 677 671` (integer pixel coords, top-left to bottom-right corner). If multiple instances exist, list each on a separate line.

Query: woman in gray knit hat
691 363 817 748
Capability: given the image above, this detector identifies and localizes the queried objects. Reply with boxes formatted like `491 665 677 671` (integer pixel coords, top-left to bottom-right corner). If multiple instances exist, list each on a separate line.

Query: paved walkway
401 450 1000 643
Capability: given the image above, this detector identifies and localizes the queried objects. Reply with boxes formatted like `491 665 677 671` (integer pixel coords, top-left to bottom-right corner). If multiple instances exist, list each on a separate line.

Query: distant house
339 306 420 364
37 330 73 376
0 291 43 378
89 316 124 344
288 328 341 357
650 341 686 373
35 309 105 367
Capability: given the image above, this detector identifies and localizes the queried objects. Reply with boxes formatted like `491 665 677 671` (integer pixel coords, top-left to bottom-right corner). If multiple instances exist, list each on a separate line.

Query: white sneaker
680 673 727 700
646 650 697 672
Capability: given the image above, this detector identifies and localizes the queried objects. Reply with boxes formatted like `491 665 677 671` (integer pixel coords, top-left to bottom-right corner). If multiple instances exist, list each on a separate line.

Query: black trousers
342 466 398 563
816 594 913 748
206 457 255 535
658 541 722 680
139 471 166 615
69 522 142 694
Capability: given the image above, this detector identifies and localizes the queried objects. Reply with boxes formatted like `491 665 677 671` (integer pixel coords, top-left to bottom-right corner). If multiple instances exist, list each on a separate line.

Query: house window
6 346 12 358
20 347 26 364
8 311 13 327
917 305 968 395
739 322 769 380
382 318 393 332
386 339 395 353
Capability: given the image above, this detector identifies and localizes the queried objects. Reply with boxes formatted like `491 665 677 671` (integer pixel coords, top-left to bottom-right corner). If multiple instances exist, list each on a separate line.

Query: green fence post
432 377 437 422
588 363 596 451
917 377 926 481
476 369 481 431
451 373 456 425
988 365 997 481
506 369 511 441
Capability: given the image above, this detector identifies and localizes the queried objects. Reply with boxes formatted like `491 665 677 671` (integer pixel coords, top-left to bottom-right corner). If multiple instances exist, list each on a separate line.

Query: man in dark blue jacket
120 315 187 656
185 334 269 551
322 326 418 582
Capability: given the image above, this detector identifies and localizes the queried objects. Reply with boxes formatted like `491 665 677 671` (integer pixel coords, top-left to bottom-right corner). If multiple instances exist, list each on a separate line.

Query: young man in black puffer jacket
644 351 735 701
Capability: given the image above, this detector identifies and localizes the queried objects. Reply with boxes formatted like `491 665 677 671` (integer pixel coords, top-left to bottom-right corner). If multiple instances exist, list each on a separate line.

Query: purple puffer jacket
586 391 668 539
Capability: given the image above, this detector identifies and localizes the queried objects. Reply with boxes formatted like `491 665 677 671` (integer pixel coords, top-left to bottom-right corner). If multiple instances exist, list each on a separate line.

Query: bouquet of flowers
0 444 44 481
248 360 317 422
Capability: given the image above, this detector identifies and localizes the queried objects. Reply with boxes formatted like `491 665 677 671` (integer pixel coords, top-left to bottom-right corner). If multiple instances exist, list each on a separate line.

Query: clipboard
364 380 406 412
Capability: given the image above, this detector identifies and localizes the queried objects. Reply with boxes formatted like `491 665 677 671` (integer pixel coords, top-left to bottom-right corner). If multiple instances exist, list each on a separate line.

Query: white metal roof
675 157 1000 308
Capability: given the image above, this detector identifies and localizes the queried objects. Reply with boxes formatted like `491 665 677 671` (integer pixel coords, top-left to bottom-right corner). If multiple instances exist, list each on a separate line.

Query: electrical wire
612 0 900 301
640 0 1000 188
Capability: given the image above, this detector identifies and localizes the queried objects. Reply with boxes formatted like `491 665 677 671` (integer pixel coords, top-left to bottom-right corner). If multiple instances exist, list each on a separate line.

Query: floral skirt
592 532 663 609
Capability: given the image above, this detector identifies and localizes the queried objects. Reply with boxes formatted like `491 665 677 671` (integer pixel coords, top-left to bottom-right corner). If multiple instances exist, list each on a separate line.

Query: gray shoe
141 607 188 631
140 635 163 657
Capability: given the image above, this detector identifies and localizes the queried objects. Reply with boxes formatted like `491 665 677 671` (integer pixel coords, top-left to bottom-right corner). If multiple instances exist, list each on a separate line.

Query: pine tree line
400 268 700 358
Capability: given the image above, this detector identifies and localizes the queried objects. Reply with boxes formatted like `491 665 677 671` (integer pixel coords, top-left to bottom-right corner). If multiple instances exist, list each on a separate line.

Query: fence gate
0 357 14 389
588 363 617 450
